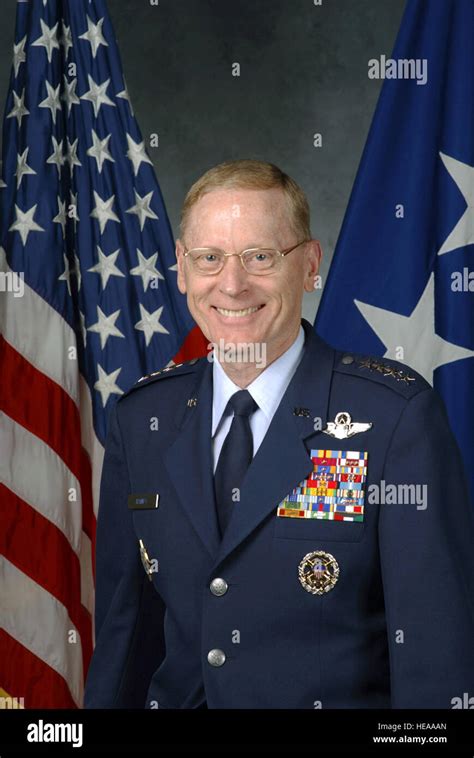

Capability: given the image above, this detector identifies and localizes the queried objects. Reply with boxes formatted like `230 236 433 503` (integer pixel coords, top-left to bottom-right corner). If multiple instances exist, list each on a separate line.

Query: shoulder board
120 357 202 399
334 351 430 397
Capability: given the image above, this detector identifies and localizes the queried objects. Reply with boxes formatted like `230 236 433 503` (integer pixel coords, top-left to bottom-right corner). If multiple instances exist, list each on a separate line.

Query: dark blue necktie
214 390 258 536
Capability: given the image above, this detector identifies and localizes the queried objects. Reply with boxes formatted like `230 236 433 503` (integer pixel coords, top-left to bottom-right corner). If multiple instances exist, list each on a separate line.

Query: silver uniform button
210 577 228 596
341 354 354 365
207 649 226 667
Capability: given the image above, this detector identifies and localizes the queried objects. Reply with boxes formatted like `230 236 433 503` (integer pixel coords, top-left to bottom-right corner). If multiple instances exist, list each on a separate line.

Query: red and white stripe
0 247 102 708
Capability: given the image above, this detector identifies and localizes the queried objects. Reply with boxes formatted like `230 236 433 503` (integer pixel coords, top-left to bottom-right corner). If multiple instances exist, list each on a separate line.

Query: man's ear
303 240 323 293
175 239 187 294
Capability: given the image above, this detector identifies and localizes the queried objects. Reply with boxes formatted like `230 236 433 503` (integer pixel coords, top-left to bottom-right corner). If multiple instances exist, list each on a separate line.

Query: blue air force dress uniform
84 318 474 709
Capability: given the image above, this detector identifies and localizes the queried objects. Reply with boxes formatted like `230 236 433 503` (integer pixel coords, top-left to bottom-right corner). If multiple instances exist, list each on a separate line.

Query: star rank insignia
138 362 183 382
137 357 199 383
358 357 415 384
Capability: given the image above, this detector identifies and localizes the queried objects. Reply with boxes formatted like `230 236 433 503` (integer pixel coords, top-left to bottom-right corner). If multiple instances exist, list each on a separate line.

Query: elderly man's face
176 187 321 361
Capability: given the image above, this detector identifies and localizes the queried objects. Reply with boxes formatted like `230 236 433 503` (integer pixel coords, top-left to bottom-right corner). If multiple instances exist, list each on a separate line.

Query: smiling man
84 159 474 710
175 180 320 388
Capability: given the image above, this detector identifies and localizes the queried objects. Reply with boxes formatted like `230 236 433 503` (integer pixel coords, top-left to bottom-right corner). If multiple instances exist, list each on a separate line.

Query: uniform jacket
84 318 474 709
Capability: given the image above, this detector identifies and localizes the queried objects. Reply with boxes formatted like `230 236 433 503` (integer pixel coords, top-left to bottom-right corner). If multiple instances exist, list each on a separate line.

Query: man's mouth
213 305 265 318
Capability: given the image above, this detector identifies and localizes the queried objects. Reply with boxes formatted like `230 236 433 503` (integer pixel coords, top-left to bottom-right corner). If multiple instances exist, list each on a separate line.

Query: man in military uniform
84 159 474 709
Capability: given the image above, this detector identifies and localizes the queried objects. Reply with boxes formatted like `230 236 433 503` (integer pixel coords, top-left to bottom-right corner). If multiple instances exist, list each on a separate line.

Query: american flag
0 0 206 708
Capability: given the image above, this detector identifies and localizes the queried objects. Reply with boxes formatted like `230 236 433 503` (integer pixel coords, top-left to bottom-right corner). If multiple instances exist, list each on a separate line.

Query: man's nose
217 254 250 293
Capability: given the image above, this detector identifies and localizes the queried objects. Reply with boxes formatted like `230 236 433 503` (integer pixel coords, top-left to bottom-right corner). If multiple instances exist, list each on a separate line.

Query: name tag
277 449 368 522
128 493 160 510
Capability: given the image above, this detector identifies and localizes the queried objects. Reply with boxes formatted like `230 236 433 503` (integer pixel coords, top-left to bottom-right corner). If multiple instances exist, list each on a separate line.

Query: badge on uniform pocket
277 449 368 522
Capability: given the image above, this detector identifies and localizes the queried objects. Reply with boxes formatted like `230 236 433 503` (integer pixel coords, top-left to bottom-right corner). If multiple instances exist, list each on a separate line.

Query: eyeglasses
182 239 309 276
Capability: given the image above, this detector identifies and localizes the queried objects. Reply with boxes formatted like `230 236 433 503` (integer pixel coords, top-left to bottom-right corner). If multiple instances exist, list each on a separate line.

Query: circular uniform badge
298 550 340 595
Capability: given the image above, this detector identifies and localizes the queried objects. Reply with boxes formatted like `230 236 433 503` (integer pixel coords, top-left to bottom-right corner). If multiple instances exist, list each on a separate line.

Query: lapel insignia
293 407 311 417
277 449 368 522
187 397 198 408
298 550 340 595
324 411 372 439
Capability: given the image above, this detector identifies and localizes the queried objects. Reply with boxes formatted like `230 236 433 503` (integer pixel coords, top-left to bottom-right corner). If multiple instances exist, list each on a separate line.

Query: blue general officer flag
315 0 474 507
0 0 199 446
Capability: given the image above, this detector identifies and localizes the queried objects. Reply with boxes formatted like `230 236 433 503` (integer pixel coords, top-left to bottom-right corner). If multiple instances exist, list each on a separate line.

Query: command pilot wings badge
324 411 372 440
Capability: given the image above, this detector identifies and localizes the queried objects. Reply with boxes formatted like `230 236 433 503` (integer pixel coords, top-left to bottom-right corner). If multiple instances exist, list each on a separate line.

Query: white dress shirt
211 325 305 472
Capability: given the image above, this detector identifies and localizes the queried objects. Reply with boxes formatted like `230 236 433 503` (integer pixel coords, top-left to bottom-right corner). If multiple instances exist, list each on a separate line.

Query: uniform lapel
163 359 221 560
212 320 335 570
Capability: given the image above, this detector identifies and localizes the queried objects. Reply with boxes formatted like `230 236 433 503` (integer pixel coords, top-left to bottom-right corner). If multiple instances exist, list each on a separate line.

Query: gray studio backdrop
0 0 406 323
